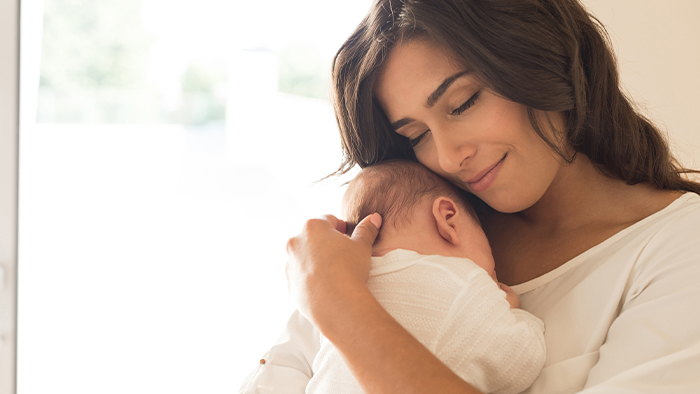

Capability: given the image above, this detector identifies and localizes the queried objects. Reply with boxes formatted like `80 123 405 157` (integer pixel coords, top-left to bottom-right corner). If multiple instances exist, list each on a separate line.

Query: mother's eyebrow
425 70 471 108
391 117 415 130
390 70 471 131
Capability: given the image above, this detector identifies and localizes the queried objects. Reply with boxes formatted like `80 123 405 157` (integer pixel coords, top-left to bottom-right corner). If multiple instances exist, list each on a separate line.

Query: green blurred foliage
178 63 227 125
278 45 330 100
36 0 332 124
40 0 153 91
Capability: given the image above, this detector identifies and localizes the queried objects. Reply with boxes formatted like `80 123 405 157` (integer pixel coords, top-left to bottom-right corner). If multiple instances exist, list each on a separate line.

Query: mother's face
374 40 566 213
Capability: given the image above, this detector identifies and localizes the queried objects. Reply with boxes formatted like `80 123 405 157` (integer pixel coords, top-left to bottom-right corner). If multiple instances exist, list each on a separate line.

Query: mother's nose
433 126 476 174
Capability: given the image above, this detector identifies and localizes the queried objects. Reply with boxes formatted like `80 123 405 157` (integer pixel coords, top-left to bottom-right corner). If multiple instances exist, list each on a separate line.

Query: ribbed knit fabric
306 249 546 394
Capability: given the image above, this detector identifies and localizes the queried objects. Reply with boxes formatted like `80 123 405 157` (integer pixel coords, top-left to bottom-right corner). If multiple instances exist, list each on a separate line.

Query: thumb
351 213 382 247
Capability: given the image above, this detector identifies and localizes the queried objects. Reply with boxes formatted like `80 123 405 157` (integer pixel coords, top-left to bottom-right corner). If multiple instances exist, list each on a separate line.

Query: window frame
0 0 19 393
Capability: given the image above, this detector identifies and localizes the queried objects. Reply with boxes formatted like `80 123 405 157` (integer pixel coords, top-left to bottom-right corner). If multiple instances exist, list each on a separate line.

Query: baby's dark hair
343 160 476 232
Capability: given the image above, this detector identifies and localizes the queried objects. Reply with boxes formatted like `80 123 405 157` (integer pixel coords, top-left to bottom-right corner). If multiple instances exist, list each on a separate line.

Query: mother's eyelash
451 90 481 116
410 130 430 147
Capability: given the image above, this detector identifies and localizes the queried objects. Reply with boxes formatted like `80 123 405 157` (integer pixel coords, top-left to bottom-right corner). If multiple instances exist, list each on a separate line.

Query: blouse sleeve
237 309 321 394
580 210 700 393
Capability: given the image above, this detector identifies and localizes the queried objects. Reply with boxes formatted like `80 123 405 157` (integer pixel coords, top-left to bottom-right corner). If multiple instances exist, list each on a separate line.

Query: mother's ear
432 196 462 246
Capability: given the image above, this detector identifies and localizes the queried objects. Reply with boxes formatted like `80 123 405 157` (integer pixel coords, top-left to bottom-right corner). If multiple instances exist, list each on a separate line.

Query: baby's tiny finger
499 282 514 294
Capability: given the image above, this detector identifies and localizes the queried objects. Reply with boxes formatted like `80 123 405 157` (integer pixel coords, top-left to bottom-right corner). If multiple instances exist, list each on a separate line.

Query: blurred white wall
585 0 700 169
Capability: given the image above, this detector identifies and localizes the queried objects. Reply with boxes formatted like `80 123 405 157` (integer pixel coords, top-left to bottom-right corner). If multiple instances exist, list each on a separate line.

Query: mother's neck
516 153 678 232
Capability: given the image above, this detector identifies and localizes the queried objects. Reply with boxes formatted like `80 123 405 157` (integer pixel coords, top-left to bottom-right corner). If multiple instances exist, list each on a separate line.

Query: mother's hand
285 213 382 326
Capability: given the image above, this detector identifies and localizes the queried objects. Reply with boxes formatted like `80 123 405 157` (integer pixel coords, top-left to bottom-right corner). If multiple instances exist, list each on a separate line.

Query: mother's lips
466 154 507 185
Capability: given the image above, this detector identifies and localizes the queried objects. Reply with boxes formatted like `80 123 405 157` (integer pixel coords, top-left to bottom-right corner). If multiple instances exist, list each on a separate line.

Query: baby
305 160 545 394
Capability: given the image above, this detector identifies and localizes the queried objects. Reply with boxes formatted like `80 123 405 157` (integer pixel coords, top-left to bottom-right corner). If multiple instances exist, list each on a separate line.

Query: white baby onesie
306 249 546 394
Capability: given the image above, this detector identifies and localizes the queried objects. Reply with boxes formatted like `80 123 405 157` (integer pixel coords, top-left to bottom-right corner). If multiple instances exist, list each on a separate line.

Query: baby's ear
432 196 461 246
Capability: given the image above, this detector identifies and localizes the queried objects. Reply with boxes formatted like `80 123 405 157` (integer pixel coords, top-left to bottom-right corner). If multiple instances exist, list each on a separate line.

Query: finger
318 214 340 229
335 218 347 235
286 235 299 255
316 214 348 234
351 213 382 246
499 282 515 295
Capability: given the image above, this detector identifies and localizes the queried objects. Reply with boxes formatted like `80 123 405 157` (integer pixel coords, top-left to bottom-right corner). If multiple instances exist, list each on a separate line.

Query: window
0 1 19 393
19 1 369 392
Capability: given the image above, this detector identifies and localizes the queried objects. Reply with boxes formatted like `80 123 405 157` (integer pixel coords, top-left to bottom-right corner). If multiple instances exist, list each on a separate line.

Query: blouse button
260 359 266 365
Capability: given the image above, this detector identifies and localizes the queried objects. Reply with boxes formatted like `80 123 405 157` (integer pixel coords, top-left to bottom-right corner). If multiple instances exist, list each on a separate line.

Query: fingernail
370 213 382 229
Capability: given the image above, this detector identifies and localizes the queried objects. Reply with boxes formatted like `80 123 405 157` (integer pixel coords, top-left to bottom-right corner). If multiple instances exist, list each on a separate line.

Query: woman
266 0 700 393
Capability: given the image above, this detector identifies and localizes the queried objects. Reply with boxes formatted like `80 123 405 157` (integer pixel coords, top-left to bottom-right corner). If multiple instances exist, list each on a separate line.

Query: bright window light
18 1 370 392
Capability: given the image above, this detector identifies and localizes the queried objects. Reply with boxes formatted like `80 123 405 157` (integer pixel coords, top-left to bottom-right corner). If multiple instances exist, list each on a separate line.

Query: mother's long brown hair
331 0 700 194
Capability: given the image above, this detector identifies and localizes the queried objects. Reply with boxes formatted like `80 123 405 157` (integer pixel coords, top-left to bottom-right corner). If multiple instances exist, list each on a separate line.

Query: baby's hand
498 283 520 309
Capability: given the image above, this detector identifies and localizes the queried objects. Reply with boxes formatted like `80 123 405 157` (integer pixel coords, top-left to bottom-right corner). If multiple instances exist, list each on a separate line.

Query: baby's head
342 160 495 275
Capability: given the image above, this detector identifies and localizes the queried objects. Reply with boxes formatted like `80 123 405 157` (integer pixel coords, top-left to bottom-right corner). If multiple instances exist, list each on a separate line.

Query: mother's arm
285 214 483 394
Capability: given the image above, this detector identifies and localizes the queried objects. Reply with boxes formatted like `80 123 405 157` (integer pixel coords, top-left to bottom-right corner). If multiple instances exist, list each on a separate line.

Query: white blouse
515 192 700 393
